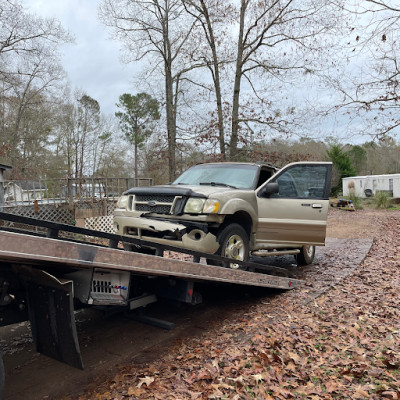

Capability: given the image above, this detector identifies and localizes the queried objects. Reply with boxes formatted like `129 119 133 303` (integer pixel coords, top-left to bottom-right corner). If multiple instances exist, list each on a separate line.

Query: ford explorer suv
114 161 332 268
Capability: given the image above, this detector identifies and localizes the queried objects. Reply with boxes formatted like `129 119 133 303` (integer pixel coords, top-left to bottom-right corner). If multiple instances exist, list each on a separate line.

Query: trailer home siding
342 174 400 198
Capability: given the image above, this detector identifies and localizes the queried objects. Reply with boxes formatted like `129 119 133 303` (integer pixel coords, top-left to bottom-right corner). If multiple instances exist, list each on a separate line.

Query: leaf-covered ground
76 210 400 399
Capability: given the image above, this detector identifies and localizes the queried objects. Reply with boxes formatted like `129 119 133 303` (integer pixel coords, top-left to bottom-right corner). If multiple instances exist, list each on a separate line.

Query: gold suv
114 161 332 268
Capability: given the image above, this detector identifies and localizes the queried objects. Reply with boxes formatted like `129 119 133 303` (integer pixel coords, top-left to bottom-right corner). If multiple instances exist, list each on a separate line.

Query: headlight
183 198 220 214
116 195 130 209
203 199 220 213
184 198 205 213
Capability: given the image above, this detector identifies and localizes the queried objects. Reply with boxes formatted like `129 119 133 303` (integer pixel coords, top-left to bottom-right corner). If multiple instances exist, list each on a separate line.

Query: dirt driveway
0 208 393 400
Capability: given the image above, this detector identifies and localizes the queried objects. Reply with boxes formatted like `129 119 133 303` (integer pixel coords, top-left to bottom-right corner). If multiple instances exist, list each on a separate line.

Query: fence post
0 171 4 211
0 165 12 210
68 179 74 205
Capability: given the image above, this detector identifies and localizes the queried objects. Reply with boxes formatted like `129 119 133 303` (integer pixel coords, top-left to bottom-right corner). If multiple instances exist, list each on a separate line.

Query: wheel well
222 212 253 238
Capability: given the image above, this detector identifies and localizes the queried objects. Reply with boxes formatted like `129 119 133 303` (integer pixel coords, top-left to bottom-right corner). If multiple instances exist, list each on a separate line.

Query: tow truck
0 210 303 396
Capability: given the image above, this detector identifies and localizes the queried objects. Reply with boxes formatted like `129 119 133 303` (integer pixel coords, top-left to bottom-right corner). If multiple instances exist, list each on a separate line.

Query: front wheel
296 245 315 266
208 223 250 270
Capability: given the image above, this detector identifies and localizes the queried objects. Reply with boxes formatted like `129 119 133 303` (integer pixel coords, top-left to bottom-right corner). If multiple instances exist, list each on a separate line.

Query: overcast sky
21 0 378 145
25 0 139 116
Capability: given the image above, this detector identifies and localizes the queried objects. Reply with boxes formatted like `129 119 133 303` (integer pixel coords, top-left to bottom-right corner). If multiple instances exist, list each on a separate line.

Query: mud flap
19 266 83 370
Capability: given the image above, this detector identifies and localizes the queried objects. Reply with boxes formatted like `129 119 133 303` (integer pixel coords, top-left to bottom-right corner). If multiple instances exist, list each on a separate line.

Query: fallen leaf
252 374 264 383
382 392 399 400
137 376 155 388
355 385 370 398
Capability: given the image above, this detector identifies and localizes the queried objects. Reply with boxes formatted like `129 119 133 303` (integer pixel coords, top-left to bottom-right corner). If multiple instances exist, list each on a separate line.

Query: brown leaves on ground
77 211 400 400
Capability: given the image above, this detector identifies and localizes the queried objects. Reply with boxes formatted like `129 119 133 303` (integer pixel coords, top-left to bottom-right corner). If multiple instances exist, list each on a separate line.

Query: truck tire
296 245 315 266
209 223 250 270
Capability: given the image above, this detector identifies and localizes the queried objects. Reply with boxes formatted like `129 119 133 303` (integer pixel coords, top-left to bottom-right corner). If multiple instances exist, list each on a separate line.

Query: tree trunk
200 0 225 158
163 9 176 182
134 141 138 183
230 0 246 161
166 71 176 182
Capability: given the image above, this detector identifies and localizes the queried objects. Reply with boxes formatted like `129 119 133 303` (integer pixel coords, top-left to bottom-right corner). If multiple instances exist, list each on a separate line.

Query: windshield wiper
199 182 237 189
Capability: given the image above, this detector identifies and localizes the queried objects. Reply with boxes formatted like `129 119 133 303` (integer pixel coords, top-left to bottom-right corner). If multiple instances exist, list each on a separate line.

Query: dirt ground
73 207 399 400
1 208 396 399
326 208 384 239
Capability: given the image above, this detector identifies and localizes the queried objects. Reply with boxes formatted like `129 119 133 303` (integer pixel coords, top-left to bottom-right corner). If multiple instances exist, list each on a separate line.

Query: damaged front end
114 215 220 254
113 186 226 253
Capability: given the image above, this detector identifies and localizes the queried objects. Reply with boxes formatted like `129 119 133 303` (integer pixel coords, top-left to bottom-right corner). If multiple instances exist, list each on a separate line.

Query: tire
296 245 315 266
208 223 250 270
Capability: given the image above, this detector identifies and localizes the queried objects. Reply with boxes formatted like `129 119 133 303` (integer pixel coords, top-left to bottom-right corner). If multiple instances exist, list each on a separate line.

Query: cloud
25 0 140 115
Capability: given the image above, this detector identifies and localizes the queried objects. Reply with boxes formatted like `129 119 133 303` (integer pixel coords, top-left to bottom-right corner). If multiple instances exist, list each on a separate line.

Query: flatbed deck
0 230 301 290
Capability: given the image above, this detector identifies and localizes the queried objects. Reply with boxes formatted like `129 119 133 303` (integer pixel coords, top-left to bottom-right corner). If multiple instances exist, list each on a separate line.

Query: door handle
312 203 322 209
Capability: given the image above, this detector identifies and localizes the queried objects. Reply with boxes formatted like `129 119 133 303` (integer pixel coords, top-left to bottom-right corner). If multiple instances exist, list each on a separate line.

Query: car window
270 164 328 199
173 164 259 190
256 168 275 188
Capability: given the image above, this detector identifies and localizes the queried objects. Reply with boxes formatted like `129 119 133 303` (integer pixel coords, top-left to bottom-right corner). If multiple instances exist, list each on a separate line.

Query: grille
136 204 172 213
135 194 175 202
134 194 177 214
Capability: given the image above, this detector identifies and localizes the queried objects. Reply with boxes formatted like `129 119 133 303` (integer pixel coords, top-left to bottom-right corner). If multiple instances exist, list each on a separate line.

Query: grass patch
374 191 390 209
347 191 363 209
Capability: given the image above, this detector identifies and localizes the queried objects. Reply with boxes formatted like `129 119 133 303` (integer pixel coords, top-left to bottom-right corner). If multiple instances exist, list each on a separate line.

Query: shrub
348 191 363 210
374 191 390 209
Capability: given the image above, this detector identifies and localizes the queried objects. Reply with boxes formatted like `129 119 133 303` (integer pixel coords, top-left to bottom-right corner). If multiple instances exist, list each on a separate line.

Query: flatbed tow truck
0 211 302 395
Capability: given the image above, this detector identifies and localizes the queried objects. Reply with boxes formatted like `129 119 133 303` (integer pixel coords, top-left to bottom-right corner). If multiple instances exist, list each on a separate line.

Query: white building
342 174 400 198
4 181 47 203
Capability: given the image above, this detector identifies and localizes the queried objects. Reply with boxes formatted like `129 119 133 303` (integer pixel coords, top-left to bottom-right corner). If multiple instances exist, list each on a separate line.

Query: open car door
255 162 332 248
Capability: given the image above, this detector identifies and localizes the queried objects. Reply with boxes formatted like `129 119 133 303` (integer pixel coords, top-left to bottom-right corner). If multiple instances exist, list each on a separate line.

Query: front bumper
114 216 220 254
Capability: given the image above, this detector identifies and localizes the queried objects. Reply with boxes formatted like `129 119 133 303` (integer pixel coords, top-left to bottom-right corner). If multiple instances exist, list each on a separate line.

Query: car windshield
172 164 259 190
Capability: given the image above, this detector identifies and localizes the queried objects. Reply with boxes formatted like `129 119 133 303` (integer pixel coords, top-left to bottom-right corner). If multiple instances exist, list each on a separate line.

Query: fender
219 196 258 228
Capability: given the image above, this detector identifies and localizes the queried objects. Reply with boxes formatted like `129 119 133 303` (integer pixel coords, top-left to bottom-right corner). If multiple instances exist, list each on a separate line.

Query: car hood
124 184 237 198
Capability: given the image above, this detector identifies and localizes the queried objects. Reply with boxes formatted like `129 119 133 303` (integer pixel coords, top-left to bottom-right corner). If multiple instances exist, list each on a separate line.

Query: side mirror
259 182 279 197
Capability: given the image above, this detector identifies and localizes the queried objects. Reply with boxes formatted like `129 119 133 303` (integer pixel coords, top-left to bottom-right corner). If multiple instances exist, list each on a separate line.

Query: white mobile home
4 181 47 203
342 174 400 198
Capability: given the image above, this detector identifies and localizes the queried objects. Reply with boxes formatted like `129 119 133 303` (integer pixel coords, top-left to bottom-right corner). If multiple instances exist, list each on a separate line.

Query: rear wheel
296 245 315 266
208 223 250 270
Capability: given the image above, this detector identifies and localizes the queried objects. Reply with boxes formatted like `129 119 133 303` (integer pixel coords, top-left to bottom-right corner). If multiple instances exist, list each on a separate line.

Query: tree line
1 0 400 183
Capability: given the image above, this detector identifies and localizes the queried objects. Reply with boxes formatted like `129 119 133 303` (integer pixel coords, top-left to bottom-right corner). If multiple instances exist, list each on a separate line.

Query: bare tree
0 1 65 50
0 0 71 176
100 0 199 181
63 93 102 179
7 49 65 169
226 0 342 160
181 0 343 160
182 0 234 158
326 0 400 138
0 0 71 79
